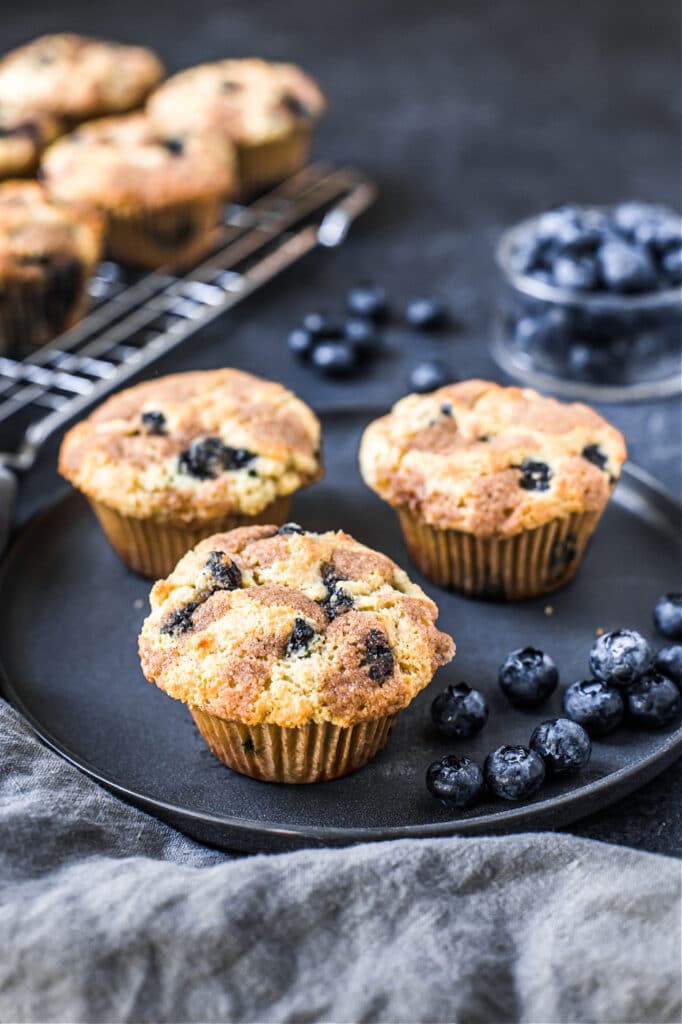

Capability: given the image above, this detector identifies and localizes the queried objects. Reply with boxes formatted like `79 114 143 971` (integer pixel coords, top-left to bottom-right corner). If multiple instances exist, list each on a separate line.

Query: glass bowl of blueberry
492 201 682 401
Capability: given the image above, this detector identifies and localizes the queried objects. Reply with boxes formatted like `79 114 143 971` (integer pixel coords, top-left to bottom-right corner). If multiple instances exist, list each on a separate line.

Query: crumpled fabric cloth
0 699 680 1024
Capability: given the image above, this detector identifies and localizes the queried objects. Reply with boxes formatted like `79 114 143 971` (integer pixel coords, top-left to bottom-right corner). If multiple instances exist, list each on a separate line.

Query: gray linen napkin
0 699 679 1024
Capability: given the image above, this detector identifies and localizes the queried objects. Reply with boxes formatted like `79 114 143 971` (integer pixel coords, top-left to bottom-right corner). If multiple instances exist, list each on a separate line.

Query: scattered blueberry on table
589 629 652 688
408 360 449 393
430 682 489 739
405 297 448 330
653 594 682 640
426 755 484 809
498 647 558 708
346 282 389 322
562 679 625 736
484 746 546 801
625 672 681 728
529 718 592 775
310 340 357 376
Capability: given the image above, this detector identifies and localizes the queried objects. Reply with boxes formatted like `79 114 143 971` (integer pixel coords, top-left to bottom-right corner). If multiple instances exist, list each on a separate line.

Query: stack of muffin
0 33 326 355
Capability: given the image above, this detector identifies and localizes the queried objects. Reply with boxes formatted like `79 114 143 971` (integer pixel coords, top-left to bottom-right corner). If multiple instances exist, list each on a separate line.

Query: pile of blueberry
287 282 452 390
426 592 682 811
510 201 682 293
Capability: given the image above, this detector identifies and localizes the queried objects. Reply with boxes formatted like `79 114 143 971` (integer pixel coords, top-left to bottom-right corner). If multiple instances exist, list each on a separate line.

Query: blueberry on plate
405 297 448 330
552 254 598 291
562 679 624 735
498 647 558 708
661 246 682 285
625 671 681 728
589 629 652 687
653 593 682 640
344 317 380 356
654 645 682 688
598 239 657 293
302 312 344 339
529 718 592 775
287 327 315 359
484 745 545 801
346 283 388 322
430 682 489 739
426 754 484 809
311 340 357 377
408 360 449 394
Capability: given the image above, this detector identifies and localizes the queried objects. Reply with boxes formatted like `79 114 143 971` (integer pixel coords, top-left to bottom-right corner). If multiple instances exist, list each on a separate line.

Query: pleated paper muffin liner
88 494 292 579
190 708 397 783
0 262 92 358
397 508 605 601
236 127 312 200
104 197 224 269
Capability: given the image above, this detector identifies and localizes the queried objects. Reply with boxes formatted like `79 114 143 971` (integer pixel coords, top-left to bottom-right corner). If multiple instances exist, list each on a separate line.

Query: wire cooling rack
0 162 376 472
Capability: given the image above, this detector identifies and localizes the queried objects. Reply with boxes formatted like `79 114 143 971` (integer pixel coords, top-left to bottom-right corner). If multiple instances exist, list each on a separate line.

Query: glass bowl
492 210 682 402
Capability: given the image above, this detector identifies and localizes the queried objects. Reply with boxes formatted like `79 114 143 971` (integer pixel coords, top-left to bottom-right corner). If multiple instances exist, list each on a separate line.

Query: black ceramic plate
1 410 681 853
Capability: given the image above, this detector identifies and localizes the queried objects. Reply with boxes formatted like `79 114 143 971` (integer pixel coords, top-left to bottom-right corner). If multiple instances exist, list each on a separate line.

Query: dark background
5 0 682 854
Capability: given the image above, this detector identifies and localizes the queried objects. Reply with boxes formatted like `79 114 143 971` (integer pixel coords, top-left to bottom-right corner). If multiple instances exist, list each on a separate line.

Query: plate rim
1 462 681 847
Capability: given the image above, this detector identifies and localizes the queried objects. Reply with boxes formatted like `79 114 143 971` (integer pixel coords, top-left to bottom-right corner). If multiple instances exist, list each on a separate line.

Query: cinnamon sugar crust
138 526 455 728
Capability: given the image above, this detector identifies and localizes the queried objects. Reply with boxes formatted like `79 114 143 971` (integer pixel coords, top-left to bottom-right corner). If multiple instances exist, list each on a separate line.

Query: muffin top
59 369 323 523
0 34 163 122
138 525 455 728
147 58 326 146
41 113 236 211
0 104 62 178
359 379 627 537
0 180 103 281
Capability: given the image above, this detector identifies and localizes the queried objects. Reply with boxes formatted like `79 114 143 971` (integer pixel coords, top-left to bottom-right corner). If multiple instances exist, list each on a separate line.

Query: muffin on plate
0 33 163 124
359 379 627 600
138 524 455 782
147 58 326 198
0 180 103 356
59 369 323 578
0 105 62 179
41 113 236 268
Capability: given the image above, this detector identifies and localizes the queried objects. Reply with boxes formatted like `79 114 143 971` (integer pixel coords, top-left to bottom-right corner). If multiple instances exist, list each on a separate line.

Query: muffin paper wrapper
189 709 397 784
236 128 312 200
104 198 224 270
397 508 604 601
0 269 91 358
89 495 292 579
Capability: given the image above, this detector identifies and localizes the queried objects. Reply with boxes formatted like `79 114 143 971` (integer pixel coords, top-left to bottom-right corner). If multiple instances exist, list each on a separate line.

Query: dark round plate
1 410 681 853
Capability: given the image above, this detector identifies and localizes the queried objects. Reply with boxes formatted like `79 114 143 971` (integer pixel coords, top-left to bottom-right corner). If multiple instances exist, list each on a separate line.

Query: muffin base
0 259 91 357
397 508 604 601
236 128 312 200
189 708 397 783
89 495 292 578
104 198 223 269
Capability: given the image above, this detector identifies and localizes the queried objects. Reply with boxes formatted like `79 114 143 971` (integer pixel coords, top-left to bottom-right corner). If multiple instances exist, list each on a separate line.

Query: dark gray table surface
4 0 681 855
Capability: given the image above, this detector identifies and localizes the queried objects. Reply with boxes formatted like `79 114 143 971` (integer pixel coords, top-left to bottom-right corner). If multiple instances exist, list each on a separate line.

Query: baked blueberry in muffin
0 104 62 179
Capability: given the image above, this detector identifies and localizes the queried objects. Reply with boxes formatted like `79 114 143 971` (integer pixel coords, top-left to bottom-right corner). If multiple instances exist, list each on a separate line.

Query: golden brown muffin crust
138 526 455 728
0 104 62 179
359 379 628 537
59 369 322 522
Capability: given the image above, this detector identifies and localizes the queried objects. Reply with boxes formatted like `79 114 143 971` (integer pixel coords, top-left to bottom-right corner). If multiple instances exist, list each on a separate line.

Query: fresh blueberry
287 327 315 359
509 235 549 275
408 360 448 393
654 645 682 688
589 629 653 687
346 283 388 322
344 317 380 356
430 683 489 739
311 340 357 377
661 246 682 284
302 312 344 339
536 205 582 243
529 718 592 775
562 679 624 735
598 239 657 293
552 254 598 291
405 297 448 330
613 201 673 237
654 594 682 639
426 755 484 809
517 459 552 491
498 647 558 708
484 746 545 801
625 671 681 728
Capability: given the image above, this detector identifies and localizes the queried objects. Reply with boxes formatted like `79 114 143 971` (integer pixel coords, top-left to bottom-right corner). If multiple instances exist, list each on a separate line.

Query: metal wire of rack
0 162 376 473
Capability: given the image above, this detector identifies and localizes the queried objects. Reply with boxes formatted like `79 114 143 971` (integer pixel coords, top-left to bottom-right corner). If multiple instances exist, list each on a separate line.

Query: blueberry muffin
0 34 163 124
359 379 627 600
0 181 103 357
147 58 326 198
59 369 323 578
138 525 455 782
0 104 62 179
41 113 236 268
